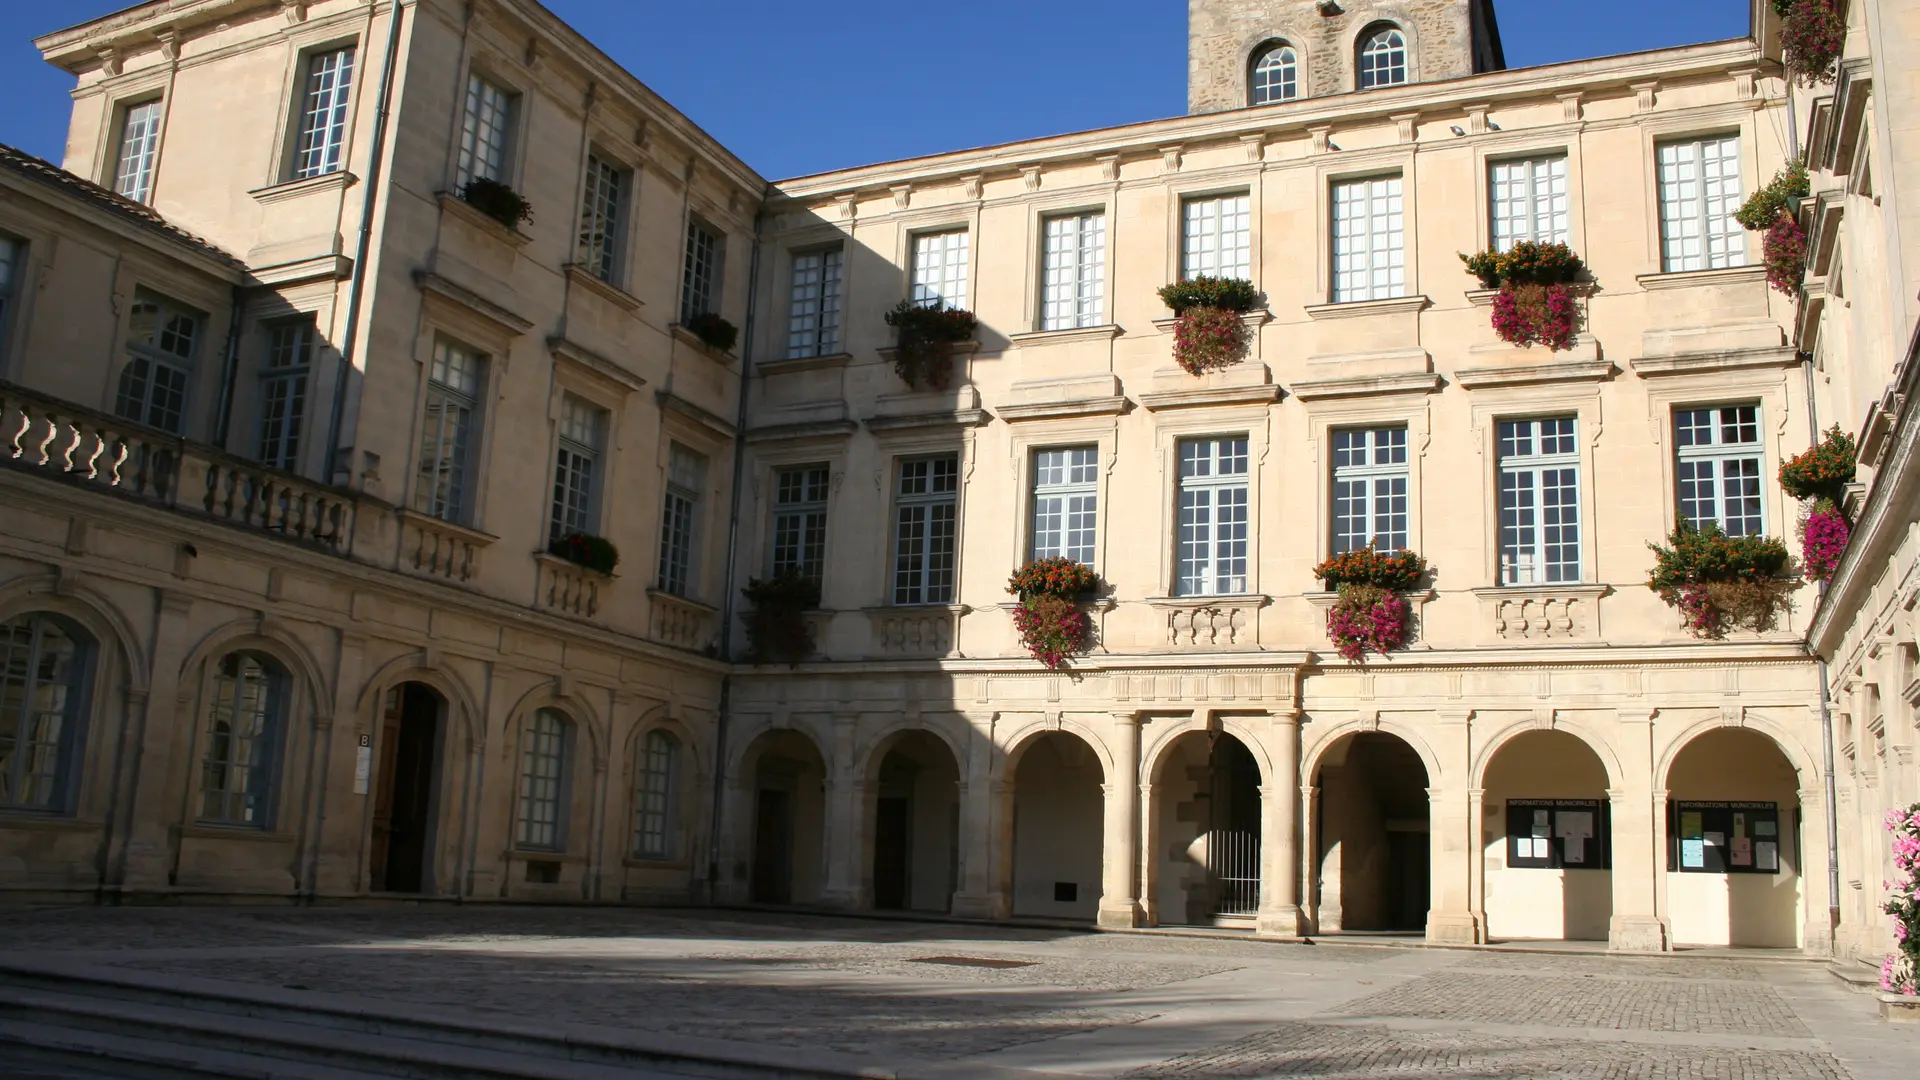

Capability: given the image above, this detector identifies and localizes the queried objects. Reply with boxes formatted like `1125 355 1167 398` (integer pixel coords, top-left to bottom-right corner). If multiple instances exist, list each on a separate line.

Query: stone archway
1481 729 1613 942
369 681 446 894
1664 728 1804 948
1008 731 1105 920
1150 730 1263 926
865 730 961 913
740 729 827 906
1313 731 1430 933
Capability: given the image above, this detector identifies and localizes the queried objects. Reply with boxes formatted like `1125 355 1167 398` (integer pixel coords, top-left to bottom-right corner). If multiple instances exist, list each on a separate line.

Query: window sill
249 170 356 205
670 323 738 364
1634 265 1764 291
759 352 853 376
1147 595 1270 650
1465 282 1595 308
1007 324 1123 347
176 824 297 843
623 855 693 870
1304 588 1435 608
396 509 497 548
0 811 98 832
1145 594 1271 608
1453 354 1613 390
1288 371 1442 401
566 264 643 312
877 340 979 365
533 551 615 581
1304 295 1430 320
437 192 532 249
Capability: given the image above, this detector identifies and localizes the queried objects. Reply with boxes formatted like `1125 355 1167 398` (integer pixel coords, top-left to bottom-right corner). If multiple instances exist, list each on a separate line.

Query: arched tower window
200 651 286 827
0 612 93 812
1250 44 1299 105
1358 25 1409 89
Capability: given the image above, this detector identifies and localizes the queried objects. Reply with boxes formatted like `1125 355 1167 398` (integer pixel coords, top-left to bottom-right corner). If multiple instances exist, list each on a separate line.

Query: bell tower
1187 0 1505 114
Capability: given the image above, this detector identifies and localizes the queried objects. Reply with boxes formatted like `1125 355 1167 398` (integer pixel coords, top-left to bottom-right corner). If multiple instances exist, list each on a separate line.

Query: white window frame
1358 26 1409 89
1331 175 1405 302
892 453 959 606
514 708 570 851
257 319 314 472
1489 155 1570 251
632 729 678 859
0 612 90 813
1174 436 1251 597
578 153 627 284
1331 426 1409 554
1674 404 1766 537
1181 194 1252 282
770 464 830 584
1497 417 1583 586
113 99 164 204
911 230 970 310
455 72 515 187
414 338 485 525
117 291 200 434
199 652 282 828
658 443 704 597
1657 135 1746 272
1030 446 1099 564
550 395 604 542
1251 45 1299 105
680 219 722 323
291 45 355 181
785 247 844 359
1040 212 1106 331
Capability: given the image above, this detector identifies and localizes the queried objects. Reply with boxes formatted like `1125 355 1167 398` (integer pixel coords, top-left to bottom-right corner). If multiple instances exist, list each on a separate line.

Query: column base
1607 915 1671 953
948 891 1007 921
818 888 864 911
1096 899 1144 929
1425 911 1483 945
1255 905 1306 938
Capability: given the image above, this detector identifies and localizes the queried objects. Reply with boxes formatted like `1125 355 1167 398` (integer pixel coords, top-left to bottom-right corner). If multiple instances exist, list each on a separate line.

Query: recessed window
113 100 163 204
456 74 515 187
1040 212 1106 331
1030 447 1098 564
680 219 723 324
1674 405 1764 537
578 154 629 284
1332 427 1409 554
550 395 606 542
633 730 678 859
1490 155 1570 251
0 612 92 813
258 318 314 471
1358 26 1409 89
291 46 355 180
1182 194 1251 282
1251 44 1299 105
414 339 485 525
771 464 830 585
200 652 284 828
515 708 571 851
1331 176 1405 303
1497 418 1582 586
1658 135 1745 272
893 454 959 606
117 290 201 434
658 443 705 597
1175 436 1250 597
785 247 844 359
0 236 21 365
911 230 970 310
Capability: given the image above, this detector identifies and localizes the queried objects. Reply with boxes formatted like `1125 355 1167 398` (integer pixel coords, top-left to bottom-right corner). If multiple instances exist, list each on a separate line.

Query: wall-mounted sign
1670 801 1781 875
352 731 373 795
1504 799 1609 870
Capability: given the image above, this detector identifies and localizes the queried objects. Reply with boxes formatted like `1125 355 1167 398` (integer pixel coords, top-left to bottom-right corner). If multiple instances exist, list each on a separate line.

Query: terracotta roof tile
0 142 242 269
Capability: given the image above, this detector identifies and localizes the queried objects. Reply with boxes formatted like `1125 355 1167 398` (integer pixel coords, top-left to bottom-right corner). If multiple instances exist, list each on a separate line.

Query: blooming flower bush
1159 277 1259 377
459 176 534 229
1883 803 1920 995
1736 162 1810 231
1646 523 1801 638
885 301 976 389
1776 0 1845 86
1780 426 1858 503
1313 546 1428 661
1459 242 1585 352
741 571 820 665
1764 212 1809 296
1314 546 1429 593
547 531 619 574
1800 501 1850 583
1006 557 1101 670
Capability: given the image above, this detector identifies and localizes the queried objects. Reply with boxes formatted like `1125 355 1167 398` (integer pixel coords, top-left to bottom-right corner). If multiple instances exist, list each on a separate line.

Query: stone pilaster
110 589 195 893
819 714 863 909
1097 711 1144 928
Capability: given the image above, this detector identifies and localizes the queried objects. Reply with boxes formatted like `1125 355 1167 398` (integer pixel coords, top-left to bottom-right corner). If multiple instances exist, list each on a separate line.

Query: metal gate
1207 828 1261 916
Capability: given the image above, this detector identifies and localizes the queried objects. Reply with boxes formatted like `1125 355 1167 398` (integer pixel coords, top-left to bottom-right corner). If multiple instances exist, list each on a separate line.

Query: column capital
1110 710 1142 727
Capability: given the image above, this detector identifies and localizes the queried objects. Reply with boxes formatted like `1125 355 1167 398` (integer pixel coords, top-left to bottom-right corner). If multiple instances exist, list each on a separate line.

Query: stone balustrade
398 511 492 583
649 589 718 652
865 605 968 657
534 553 608 618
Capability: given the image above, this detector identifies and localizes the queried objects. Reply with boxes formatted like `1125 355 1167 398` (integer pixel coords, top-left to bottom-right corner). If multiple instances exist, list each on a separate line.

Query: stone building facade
0 0 1900 957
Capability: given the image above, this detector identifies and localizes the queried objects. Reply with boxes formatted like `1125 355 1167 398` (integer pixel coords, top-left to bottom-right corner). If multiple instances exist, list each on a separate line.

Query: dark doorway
1386 829 1431 931
873 796 911 910
752 788 794 904
1314 732 1431 933
371 683 441 893
1207 735 1263 918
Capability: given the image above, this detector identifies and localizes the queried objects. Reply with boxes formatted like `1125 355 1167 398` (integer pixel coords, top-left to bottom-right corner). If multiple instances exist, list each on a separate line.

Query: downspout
322 0 405 486
211 284 245 450
706 201 766 904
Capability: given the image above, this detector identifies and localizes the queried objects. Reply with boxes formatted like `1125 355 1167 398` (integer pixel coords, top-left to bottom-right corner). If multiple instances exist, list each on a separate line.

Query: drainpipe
706 201 767 904
211 284 245 450
1803 351 1844 947
322 0 405 487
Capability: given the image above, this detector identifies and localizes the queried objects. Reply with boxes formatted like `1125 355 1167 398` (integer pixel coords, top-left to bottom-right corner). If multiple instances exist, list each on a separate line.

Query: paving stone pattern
1332 969 1811 1036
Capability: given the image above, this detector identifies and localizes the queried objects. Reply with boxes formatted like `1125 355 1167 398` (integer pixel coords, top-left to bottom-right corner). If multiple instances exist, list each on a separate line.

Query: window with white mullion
771 464 830 585
550 396 603 542
578 155 626 283
911 231 970 310
117 292 200 435
456 74 514 187
1251 46 1299 105
657 444 704 597
1658 136 1745 272
632 730 677 859
1358 27 1409 89
292 46 355 180
1675 404 1765 537
1490 155 1569 251
1331 176 1405 302
1182 195 1252 281
681 221 721 323
0 613 89 812
1498 418 1583 586
1041 213 1106 330
199 653 281 828
257 320 314 471
515 709 569 851
1175 437 1250 597
113 100 163 204
1030 447 1099 564
414 340 484 524
893 455 958 605
1331 427 1409 553
785 248 843 359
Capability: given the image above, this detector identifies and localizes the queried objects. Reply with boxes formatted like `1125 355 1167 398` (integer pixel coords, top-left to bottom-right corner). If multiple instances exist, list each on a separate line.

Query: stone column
1097 711 1143 928
1426 785 1482 944
820 715 863 909
1798 785 1836 955
1257 711 1305 937
1609 786 1669 951
1299 782 1322 932
949 717 1003 919
110 589 196 893
1466 787 1488 939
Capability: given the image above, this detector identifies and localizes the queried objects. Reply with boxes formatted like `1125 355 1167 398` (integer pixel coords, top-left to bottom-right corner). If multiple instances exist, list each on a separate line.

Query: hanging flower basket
1776 0 1845 86
885 301 976 390
1646 523 1802 638
1006 557 1101 670
1763 212 1809 296
1883 804 1920 996
459 177 534 230
547 531 619 575
741 570 820 665
684 311 738 353
1158 277 1259 377
1313 545 1428 662
1800 501 1850 583
1458 242 1586 352
1779 425 1857 503
1735 162 1810 231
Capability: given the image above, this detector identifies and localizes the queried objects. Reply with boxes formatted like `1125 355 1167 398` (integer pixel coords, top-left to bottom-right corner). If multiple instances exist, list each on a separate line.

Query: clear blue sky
0 1 1751 180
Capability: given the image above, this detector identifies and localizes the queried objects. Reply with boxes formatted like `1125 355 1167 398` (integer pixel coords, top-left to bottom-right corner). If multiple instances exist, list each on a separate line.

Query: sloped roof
0 142 242 269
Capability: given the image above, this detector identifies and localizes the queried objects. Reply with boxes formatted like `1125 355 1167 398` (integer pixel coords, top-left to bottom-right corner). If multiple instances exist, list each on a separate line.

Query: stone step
1828 959 1883 994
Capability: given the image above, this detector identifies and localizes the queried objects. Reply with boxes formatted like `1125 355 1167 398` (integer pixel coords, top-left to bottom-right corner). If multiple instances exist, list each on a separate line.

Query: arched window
0 612 92 812
515 708 572 850
200 652 285 827
1250 44 1299 105
632 729 679 859
1358 26 1409 89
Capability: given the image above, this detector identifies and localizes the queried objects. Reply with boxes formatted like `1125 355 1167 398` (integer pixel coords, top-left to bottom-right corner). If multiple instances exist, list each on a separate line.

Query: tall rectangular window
911 230 970 310
0 237 20 363
578 154 627 283
456 74 515 187
1658 136 1745 272
1490 155 1569 251
771 465 830 585
1332 175 1405 302
1041 212 1106 330
257 319 313 471
1675 404 1765 537
515 709 569 850
550 395 604 542
680 220 722 323
292 46 355 180
785 247 843 359
414 339 485 524
658 443 704 597
1498 418 1582 586
1031 447 1098 564
893 454 958 605
1181 194 1252 281
1175 436 1250 596
1332 427 1409 554
200 653 281 827
116 291 200 434
113 100 163 204
632 730 678 859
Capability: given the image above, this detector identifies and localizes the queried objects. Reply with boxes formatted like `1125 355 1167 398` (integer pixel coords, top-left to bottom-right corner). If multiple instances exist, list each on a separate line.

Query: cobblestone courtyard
1 907 1914 1079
